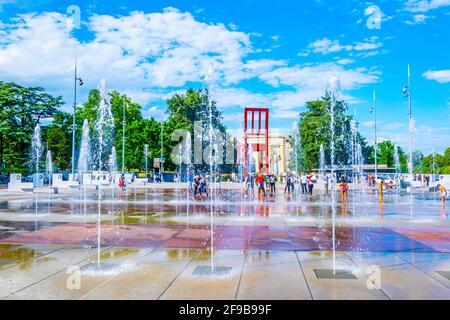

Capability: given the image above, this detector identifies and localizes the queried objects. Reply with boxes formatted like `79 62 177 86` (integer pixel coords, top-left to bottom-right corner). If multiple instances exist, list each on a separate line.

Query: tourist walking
284 173 293 194
307 174 314 195
193 174 200 196
244 173 255 196
323 173 329 193
425 175 430 187
269 174 276 194
256 173 265 196
200 176 208 197
301 174 307 194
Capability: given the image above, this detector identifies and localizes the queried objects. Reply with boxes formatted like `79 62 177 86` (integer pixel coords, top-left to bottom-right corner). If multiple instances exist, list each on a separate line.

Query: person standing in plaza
244 173 255 196
119 174 125 191
438 184 447 205
323 173 329 193
340 177 348 204
269 174 276 194
307 174 314 195
301 174 307 194
284 173 292 194
256 172 266 196
378 179 385 202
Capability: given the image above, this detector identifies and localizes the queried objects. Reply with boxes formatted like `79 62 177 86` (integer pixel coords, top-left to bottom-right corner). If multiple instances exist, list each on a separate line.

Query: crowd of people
242 172 319 197
113 169 448 206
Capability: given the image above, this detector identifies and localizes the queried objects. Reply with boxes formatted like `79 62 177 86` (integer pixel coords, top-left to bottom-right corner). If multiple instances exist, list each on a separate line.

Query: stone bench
8 182 34 192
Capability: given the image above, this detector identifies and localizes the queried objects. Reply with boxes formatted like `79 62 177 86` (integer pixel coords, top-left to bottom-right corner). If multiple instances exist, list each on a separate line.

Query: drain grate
314 269 357 280
192 266 232 277
80 263 119 272
436 271 450 280
0 260 12 267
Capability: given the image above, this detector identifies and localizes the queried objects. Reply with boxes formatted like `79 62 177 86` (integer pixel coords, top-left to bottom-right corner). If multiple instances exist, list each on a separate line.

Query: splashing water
394 144 400 175
45 150 53 186
144 144 149 179
94 79 115 171
78 119 91 179
291 122 300 175
31 125 43 187
109 146 118 174
327 76 340 274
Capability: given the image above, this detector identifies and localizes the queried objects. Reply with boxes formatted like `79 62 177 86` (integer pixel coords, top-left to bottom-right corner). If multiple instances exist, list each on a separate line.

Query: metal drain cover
0 260 12 267
192 266 232 276
436 271 450 280
80 263 119 272
314 269 357 280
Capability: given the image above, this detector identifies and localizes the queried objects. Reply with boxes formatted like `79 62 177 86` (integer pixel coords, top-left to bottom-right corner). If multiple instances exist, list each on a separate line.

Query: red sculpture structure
244 107 269 176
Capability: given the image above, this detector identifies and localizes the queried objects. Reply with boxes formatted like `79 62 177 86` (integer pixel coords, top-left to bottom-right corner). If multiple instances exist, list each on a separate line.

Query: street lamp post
71 58 83 179
122 99 126 174
369 90 378 181
402 64 414 185
160 121 164 182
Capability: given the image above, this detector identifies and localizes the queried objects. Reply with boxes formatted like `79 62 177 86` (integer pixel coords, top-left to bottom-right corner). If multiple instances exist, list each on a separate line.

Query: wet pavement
0 185 449 300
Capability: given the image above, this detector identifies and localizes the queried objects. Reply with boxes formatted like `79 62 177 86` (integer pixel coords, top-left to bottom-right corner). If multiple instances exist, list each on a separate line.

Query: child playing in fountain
438 184 447 205
193 174 200 197
200 176 208 197
378 179 385 201
119 174 125 191
340 177 348 204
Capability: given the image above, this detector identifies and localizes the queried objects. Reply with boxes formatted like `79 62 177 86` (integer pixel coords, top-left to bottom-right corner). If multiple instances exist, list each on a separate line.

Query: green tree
166 88 227 172
442 148 450 174
0 81 63 171
412 150 424 173
297 94 369 172
377 141 395 168
42 111 72 171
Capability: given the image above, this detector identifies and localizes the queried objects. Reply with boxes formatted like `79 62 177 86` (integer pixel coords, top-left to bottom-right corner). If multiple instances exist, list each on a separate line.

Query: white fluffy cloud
0 8 379 122
423 70 450 83
404 0 450 12
306 37 383 56
404 14 434 24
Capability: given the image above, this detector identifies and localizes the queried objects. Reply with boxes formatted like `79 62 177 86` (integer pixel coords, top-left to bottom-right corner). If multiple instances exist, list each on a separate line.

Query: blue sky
0 0 449 154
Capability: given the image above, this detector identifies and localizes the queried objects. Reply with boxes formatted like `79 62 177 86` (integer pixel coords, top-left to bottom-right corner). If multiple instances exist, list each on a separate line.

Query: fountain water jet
94 79 115 172
78 119 91 184
327 76 340 274
45 150 53 187
31 125 43 188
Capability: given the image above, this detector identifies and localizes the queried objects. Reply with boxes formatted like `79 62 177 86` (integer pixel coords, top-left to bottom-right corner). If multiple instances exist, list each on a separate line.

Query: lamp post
71 58 83 179
160 121 164 182
369 90 378 181
122 99 126 174
402 64 413 184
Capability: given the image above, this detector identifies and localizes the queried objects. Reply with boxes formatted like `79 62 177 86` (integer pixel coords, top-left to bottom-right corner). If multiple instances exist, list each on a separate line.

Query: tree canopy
0 81 63 172
297 94 370 172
